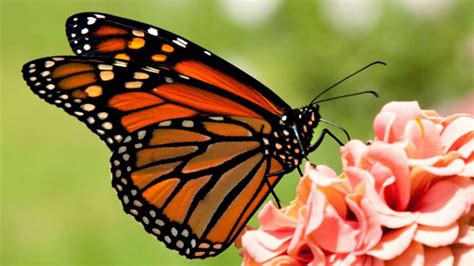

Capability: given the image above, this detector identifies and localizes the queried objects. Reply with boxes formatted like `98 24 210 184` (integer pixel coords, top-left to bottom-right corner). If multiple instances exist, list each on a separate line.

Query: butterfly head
271 105 321 168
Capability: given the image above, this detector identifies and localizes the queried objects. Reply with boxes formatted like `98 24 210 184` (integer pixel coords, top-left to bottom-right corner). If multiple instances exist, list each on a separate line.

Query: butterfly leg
309 128 344 153
297 166 303 176
264 177 282 209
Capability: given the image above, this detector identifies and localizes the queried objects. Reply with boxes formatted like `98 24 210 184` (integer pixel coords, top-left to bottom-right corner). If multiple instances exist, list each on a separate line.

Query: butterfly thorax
269 105 320 169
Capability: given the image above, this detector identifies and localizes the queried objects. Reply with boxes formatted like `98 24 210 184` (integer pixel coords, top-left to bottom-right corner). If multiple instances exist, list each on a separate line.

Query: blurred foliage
1 0 472 265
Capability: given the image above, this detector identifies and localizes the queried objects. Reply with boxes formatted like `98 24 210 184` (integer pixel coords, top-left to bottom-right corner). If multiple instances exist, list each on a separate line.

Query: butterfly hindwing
110 116 284 258
66 12 289 116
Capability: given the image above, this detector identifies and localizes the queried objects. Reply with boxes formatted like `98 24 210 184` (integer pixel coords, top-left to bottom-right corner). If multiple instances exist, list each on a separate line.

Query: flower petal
307 165 344 186
414 223 459 247
456 208 474 245
452 244 474 266
367 223 418 260
373 101 421 143
306 194 358 253
258 202 297 230
341 140 368 169
384 241 424 266
367 144 411 211
418 158 465 176
424 246 454 266
415 180 469 227
361 170 417 228
373 111 397 142
266 255 305 266
241 230 286 263
442 116 474 153
460 157 474 177
405 119 443 158
346 196 383 253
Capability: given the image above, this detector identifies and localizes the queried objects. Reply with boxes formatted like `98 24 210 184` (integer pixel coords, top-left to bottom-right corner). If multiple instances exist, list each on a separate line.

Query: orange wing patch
131 161 181 189
231 116 272 134
96 39 127 52
51 62 94 78
94 25 128 36
143 178 180 208
121 103 198 132
109 92 164 111
206 159 267 243
181 141 260 174
149 129 210 146
187 153 263 238
163 175 212 223
227 160 282 241
58 73 97 90
203 122 252 137
175 60 283 116
153 83 262 118
135 146 198 168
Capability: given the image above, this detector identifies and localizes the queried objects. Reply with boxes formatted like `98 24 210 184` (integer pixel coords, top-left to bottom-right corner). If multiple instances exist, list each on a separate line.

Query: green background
1 0 472 265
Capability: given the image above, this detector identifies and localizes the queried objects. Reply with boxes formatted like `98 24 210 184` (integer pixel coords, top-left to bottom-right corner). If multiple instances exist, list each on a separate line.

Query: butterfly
22 12 381 259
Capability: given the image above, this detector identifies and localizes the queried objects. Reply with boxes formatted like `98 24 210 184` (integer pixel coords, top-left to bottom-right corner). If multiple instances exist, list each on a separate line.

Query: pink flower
238 101 473 265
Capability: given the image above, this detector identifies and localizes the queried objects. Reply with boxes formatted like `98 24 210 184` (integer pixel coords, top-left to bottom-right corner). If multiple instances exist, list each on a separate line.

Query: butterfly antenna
313 90 379 104
310 61 386 105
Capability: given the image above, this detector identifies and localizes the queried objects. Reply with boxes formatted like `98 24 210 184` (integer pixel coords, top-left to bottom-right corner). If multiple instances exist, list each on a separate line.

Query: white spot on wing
98 64 113 70
102 122 113 130
87 17 97 25
172 39 186 48
97 112 108 119
147 27 158 36
137 130 146 140
45 61 55 68
158 121 171 126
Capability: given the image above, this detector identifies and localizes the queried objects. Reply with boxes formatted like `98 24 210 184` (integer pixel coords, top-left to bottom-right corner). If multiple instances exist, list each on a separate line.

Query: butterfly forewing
66 12 289 116
22 56 275 150
110 116 284 258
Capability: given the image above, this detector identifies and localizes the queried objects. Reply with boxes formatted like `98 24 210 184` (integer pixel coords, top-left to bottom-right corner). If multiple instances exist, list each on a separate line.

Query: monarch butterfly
22 12 382 259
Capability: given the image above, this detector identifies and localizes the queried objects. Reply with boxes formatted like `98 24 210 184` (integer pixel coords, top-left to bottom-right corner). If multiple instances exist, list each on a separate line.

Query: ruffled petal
265 255 305 266
423 246 453 266
374 101 422 143
306 191 358 253
307 164 345 187
362 172 418 228
442 116 474 153
341 140 368 168
456 208 474 245
373 111 397 142
384 241 424 266
367 144 411 210
367 223 418 260
404 119 443 158
414 223 459 247
241 230 287 263
346 196 383 253
452 244 474 266
259 203 297 231
415 181 469 227
418 158 465 176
